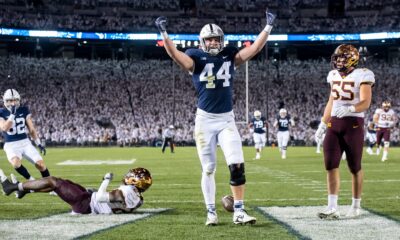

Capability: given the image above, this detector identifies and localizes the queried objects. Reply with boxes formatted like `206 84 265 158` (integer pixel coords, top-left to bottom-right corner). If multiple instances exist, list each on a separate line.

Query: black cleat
15 190 29 199
1 179 18 196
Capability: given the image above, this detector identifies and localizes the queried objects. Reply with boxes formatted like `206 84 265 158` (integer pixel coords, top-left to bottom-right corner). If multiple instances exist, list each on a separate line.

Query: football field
0 147 399 240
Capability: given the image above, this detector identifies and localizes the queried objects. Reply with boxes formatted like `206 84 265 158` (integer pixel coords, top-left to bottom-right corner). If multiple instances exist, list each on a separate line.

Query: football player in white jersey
373 101 397 161
315 44 374 219
248 110 267 160
0 167 151 214
155 10 276 225
273 109 295 159
0 89 50 186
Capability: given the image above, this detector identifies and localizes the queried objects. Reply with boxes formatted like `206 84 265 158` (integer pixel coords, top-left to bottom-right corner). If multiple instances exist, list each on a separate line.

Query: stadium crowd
0 55 399 147
0 0 399 33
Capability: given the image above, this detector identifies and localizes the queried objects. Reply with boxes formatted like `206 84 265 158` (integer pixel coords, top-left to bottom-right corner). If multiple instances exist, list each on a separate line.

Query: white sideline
258 206 400 240
57 159 136 165
0 208 168 240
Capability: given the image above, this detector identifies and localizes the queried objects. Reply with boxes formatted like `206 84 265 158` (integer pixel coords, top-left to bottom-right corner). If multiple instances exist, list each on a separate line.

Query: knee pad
384 141 390 148
228 163 246 186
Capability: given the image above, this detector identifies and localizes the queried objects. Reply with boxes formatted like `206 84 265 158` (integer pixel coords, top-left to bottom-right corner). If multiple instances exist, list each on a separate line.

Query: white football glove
315 121 327 143
335 105 356 118
103 173 113 181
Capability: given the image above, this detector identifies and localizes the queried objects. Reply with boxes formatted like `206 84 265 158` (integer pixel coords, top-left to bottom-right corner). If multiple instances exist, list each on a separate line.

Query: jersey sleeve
374 108 380 115
185 48 203 74
360 68 375 85
326 70 335 85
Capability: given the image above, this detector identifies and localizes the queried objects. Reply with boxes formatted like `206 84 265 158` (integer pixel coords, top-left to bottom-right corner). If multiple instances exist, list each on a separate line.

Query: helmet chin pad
208 48 220 56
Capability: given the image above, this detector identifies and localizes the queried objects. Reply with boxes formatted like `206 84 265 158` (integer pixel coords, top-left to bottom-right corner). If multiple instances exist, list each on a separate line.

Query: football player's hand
315 121 327 143
38 144 46 155
335 105 356 118
155 16 167 32
265 9 276 26
103 173 113 181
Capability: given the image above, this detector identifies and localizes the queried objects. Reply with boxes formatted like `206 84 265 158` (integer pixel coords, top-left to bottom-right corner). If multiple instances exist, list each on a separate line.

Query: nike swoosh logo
222 56 228 59
353 125 359 128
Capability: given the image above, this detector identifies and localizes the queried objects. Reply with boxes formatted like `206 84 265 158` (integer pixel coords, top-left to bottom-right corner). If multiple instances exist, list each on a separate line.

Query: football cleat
255 153 260 160
233 209 256 225
366 148 373 155
318 208 340 220
10 174 29 199
345 207 361 218
1 179 18 196
205 211 218 226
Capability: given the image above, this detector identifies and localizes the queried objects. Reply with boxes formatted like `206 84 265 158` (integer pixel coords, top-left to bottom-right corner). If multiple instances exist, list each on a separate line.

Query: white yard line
258 206 400 240
0 208 168 240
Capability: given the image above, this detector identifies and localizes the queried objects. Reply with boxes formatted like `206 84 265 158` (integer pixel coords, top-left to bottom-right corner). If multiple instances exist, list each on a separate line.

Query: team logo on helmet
199 24 224 56
123 167 152 192
3 89 21 112
331 44 359 72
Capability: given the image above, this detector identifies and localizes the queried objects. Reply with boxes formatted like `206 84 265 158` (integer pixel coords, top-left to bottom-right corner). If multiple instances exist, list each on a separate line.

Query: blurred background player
315 44 374 219
273 108 295 159
0 89 49 182
162 125 175 153
155 9 275 225
248 110 267 160
366 118 377 155
0 167 152 214
373 100 397 161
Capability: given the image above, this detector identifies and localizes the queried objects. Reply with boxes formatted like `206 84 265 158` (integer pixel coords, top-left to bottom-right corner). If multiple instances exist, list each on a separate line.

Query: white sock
234 200 244 212
201 171 216 209
328 194 338 210
18 182 24 191
351 198 361 209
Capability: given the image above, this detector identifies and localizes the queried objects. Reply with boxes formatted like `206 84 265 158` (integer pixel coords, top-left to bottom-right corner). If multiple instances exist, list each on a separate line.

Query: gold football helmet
123 167 152 192
382 101 391 111
331 44 359 72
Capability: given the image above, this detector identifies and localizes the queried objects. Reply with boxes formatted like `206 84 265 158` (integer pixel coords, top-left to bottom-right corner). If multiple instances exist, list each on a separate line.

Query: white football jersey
327 68 375 118
90 185 142 214
374 108 396 128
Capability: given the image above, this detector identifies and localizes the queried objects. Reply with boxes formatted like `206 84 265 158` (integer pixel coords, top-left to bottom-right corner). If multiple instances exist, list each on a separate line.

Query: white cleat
281 155 286 159
233 209 256 225
49 191 58 196
346 207 361 219
381 157 387 162
255 154 260 160
205 211 218 226
316 150 321 154
366 148 373 155
318 208 340 220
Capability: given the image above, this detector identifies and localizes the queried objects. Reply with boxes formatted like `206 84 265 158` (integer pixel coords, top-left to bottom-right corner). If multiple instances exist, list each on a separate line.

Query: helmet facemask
331 44 359 72
199 24 224 56
3 89 21 112
123 167 152 192
382 101 391 112
254 110 261 120
279 109 287 118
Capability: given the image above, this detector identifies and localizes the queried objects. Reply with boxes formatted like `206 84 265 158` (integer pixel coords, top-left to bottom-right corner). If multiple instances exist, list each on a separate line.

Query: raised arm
234 10 276 67
155 16 194 72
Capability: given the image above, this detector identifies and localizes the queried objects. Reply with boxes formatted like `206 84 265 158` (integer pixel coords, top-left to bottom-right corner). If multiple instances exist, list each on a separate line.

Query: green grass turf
0 146 399 239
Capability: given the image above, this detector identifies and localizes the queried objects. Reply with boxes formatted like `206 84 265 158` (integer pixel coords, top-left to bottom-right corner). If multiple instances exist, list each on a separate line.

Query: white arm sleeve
96 179 110 203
